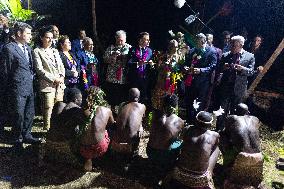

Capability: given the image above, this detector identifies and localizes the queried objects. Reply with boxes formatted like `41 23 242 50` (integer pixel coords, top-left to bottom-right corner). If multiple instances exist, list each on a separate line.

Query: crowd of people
0 18 268 188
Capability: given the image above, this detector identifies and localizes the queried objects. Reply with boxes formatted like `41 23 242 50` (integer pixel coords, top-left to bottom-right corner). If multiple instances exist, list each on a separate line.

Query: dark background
29 0 283 93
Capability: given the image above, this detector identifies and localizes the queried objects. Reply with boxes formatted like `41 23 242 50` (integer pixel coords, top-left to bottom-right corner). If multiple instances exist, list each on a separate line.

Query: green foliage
0 0 35 22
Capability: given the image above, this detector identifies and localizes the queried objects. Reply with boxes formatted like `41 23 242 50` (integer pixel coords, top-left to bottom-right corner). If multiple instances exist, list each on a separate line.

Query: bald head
235 103 249 116
129 88 140 102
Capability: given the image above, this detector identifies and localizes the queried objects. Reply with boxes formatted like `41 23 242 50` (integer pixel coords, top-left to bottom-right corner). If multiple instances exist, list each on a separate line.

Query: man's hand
193 68 201 74
213 106 225 117
257 66 264 73
193 99 201 111
224 63 230 70
234 64 245 71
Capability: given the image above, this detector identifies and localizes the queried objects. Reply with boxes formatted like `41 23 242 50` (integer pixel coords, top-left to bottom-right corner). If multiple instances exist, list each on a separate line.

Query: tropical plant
0 0 35 22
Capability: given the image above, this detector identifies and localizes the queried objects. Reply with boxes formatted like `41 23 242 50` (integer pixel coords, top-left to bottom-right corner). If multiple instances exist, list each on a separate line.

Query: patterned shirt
104 43 132 84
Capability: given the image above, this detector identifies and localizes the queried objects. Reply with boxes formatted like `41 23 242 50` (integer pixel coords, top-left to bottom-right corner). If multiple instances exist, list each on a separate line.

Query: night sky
31 0 284 92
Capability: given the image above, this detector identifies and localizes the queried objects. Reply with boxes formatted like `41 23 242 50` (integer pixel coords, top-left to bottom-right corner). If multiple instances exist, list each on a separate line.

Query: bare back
225 115 261 153
81 106 114 145
178 127 219 173
114 102 146 143
148 111 184 150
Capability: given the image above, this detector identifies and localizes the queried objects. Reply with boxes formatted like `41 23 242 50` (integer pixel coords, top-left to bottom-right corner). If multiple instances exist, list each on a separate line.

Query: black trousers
8 93 35 142
215 84 243 131
184 80 210 123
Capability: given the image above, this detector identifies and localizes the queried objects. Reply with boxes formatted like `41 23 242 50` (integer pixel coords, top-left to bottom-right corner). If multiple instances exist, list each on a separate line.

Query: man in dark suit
215 35 255 131
71 29 86 54
184 33 217 123
0 22 41 148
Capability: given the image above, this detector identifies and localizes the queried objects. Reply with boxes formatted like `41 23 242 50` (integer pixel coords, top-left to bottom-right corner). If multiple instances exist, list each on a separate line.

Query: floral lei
135 47 149 78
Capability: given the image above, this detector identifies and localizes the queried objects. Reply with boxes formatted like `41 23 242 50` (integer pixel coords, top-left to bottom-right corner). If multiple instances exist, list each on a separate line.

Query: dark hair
235 103 249 116
196 111 213 128
78 29 85 35
65 88 81 103
163 94 178 108
138 32 149 40
13 22 32 36
222 30 232 36
254 34 263 41
57 35 69 51
35 26 53 47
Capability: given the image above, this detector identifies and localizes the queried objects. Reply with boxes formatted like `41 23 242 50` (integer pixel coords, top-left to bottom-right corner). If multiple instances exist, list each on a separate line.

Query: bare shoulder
207 130 220 138
97 106 111 113
249 115 259 123
137 102 146 108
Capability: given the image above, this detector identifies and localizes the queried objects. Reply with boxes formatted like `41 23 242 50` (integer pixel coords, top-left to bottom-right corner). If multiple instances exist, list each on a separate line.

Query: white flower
193 99 200 111
168 30 175 37
213 106 225 117
174 0 186 8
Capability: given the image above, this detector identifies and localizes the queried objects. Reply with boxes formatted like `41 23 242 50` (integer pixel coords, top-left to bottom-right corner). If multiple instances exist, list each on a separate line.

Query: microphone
185 13 199 25
174 0 186 8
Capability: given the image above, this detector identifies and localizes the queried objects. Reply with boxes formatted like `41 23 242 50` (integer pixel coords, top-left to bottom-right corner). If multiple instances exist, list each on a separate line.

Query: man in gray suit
0 22 41 148
215 35 255 131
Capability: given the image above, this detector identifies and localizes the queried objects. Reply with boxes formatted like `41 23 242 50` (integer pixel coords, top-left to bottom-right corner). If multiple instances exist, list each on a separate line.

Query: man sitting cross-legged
110 88 146 171
42 88 84 166
147 94 184 182
169 111 220 189
79 86 115 171
221 103 263 189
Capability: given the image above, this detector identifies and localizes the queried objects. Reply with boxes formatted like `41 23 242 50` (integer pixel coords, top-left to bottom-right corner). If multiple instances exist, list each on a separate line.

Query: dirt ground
0 117 283 189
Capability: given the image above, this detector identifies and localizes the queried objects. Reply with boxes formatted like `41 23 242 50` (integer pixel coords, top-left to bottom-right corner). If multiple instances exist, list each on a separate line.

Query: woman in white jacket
33 27 65 130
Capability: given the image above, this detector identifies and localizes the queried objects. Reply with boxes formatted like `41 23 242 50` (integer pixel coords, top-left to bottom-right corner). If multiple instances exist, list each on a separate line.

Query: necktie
22 45 29 62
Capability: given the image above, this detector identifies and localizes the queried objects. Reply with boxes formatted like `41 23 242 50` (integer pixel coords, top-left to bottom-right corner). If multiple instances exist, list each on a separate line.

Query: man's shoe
23 137 42 144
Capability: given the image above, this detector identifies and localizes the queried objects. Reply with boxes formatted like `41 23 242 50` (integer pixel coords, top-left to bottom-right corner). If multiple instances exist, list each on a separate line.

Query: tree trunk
92 0 97 37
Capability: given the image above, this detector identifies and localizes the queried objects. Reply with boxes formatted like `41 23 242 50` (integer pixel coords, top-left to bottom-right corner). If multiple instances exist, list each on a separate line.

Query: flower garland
65 52 78 84
81 65 89 89
135 47 149 78
113 44 131 81
184 50 204 87
85 51 99 87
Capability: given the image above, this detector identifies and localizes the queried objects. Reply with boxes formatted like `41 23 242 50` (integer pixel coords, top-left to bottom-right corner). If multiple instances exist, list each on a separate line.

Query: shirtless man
111 88 146 170
79 86 115 171
221 103 263 189
147 94 184 179
170 111 220 189
48 88 83 142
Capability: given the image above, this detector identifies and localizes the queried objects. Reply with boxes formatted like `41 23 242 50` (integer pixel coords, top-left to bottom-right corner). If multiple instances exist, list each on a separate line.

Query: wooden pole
246 38 284 99
92 0 97 37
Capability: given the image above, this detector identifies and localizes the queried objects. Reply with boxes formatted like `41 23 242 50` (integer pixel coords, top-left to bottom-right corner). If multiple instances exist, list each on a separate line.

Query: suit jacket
71 39 82 54
59 51 80 86
185 46 217 86
33 47 65 93
219 50 255 98
0 41 34 96
76 49 99 87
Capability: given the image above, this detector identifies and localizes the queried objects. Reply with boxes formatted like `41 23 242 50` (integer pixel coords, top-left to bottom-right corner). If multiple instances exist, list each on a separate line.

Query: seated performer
48 88 83 142
220 103 263 189
111 88 146 170
147 94 184 179
169 111 220 189
79 86 115 171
